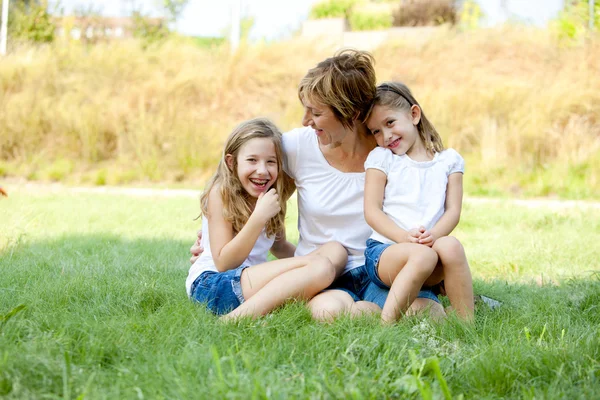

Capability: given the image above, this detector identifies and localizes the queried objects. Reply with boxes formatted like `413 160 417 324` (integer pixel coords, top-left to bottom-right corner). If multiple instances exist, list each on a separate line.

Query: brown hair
200 118 294 238
298 49 377 129
369 82 444 153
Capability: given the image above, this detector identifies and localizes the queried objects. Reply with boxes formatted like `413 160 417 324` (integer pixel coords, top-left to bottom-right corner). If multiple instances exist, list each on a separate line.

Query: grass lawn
1 190 599 399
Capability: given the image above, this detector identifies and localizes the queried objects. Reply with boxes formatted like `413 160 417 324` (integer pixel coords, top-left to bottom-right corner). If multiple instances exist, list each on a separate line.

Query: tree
156 0 190 25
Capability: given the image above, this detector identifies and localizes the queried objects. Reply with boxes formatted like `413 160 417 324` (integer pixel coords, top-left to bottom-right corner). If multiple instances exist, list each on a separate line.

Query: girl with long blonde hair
186 117 346 319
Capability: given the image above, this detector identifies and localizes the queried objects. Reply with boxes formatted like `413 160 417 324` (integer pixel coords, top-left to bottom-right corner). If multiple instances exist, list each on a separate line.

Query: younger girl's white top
364 147 464 245
283 127 371 273
185 215 275 296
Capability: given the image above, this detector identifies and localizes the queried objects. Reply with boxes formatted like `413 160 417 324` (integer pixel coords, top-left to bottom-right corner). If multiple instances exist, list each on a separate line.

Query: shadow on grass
0 235 599 398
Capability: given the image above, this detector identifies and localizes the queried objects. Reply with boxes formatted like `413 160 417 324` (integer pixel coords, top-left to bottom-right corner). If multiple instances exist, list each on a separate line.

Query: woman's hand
190 230 204 264
252 189 280 223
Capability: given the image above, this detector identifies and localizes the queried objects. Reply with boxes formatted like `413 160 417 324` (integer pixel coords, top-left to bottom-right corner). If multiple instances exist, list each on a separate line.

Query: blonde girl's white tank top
185 216 275 296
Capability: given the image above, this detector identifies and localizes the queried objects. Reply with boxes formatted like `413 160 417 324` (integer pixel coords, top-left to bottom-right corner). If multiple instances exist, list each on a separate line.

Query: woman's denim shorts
189 265 249 315
327 265 439 308
364 239 440 304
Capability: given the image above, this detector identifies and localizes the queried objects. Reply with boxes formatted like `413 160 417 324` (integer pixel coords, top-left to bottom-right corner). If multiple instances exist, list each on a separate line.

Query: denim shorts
189 265 249 315
327 264 439 308
364 238 440 304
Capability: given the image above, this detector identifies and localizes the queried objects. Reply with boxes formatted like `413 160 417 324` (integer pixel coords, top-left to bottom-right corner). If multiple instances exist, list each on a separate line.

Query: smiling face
366 104 425 157
301 98 351 147
227 137 278 199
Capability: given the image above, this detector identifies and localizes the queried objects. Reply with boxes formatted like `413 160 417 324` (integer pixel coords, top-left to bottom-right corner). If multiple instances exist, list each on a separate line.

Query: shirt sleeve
364 147 393 175
446 148 465 175
281 128 301 180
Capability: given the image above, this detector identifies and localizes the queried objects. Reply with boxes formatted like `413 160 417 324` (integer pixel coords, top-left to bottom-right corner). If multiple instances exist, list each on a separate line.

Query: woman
191 50 445 321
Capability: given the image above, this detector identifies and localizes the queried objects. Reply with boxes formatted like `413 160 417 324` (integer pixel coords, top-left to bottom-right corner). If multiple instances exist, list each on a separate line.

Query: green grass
1 191 599 398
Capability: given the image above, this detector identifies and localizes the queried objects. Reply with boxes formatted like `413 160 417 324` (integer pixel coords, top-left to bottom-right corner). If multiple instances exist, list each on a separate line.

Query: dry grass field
1 27 598 197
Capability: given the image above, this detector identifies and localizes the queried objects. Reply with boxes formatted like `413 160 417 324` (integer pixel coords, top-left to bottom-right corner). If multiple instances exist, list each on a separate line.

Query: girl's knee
320 241 348 269
434 236 464 256
411 246 439 271
434 236 467 265
307 255 336 285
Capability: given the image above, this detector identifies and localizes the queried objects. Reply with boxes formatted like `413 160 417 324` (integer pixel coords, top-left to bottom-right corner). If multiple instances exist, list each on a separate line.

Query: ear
410 105 422 126
225 154 234 170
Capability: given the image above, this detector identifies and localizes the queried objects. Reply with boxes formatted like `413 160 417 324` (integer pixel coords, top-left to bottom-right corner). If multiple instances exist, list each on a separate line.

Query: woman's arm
269 229 296 259
419 173 463 246
207 187 280 272
364 169 417 244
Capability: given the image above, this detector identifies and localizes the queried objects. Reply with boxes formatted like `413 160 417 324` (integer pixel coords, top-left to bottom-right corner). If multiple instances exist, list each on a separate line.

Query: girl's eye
247 158 256 162
386 120 394 126
372 129 380 135
268 160 277 164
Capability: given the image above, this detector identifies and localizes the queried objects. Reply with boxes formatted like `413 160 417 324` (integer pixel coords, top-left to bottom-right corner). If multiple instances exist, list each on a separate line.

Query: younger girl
186 118 346 320
363 82 474 323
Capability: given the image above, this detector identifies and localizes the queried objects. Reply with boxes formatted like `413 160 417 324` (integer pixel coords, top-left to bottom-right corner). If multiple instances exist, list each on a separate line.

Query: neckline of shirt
308 127 365 178
392 149 442 168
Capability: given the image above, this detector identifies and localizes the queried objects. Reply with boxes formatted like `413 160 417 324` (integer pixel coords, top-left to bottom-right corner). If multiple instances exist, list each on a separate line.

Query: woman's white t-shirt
282 127 371 273
364 147 464 245
185 215 274 296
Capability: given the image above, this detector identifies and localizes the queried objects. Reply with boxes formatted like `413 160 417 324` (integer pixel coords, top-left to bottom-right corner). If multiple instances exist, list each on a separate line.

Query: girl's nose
383 130 393 143
256 162 269 175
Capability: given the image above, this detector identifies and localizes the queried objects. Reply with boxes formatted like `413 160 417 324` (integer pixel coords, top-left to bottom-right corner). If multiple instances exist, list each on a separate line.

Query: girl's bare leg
223 255 336 320
432 236 474 321
310 241 348 278
377 243 439 323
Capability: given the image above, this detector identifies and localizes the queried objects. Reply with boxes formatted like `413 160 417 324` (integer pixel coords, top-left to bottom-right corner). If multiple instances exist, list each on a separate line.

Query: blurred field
1 27 599 197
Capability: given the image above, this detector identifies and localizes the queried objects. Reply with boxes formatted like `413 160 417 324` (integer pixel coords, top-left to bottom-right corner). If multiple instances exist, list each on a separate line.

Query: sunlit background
1 0 598 198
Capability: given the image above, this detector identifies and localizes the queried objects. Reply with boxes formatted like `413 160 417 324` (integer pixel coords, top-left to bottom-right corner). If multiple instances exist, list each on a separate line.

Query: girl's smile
367 105 429 160
227 137 278 199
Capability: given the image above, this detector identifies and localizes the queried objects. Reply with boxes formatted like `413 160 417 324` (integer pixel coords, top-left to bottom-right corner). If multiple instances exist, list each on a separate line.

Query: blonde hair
298 49 377 129
370 82 444 153
200 118 294 238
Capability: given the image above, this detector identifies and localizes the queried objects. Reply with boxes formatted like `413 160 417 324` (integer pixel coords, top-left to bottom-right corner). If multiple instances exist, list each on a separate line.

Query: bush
349 3 393 31
552 0 599 41
309 0 362 19
6 1 55 43
132 12 170 45
393 0 457 27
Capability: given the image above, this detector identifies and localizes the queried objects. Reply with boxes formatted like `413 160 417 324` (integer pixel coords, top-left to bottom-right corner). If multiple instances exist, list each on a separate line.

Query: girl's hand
406 228 421 244
253 189 280 223
418 227 435 247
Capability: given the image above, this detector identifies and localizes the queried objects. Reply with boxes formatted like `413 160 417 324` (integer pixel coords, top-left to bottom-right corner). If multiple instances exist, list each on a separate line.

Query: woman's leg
407 298 447 321
377 243 439 323
432 236 474 321
223 254 336 320
307 289 357 322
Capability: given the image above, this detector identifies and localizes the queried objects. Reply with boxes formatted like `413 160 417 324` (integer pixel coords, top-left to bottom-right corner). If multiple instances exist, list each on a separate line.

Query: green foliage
6 1 55 43
156 0 190 23
552 0 599 40
459 0 483 30
393 0 457 26
309 0 363 19
191 36 226 48
132 12 170 44
348 3 393 31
